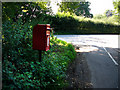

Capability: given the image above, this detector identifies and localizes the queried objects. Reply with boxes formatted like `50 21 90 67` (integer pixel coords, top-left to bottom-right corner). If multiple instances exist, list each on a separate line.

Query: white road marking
103 47 118 66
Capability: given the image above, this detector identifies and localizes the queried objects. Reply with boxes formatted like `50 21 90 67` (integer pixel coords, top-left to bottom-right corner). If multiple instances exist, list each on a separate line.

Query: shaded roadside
63 46 93 89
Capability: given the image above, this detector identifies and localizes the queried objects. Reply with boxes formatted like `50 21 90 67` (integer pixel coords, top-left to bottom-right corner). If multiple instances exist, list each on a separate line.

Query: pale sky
50 0 115 15
88 0 114 15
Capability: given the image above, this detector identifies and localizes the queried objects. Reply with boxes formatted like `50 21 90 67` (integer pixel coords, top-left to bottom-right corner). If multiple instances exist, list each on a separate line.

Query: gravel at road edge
63 46 93 89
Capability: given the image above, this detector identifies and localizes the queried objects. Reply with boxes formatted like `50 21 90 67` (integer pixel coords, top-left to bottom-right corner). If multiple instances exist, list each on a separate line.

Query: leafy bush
2 19 76 89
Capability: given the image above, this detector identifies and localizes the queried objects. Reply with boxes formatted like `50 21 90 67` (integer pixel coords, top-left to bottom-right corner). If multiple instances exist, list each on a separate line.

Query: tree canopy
58 1 93 18
113 0 120 14
2 2 52 23
74 2 93 18
113 0 120 23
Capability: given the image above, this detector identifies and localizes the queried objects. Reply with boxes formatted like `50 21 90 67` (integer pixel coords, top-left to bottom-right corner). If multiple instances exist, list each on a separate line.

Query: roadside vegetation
2 0 120 89
2 2 76 89
52 12 120 34
2 19 76 89
26 2 120 35
28 11 120 35
51 0 120 34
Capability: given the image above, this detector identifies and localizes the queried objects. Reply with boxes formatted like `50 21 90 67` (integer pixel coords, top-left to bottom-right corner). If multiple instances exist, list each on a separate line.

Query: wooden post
39 50 42 62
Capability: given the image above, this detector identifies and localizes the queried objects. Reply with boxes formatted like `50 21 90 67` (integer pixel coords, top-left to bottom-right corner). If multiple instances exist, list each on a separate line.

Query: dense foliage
2 2 77 89
74 2 93 18
26 11 120 35
41 12 119 34
2 2 52 23
59 1 93 18
113 0 120 23
2 19 76 89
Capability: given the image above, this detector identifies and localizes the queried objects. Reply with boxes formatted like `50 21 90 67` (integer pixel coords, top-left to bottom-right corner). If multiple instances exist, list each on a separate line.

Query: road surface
55 35 119 88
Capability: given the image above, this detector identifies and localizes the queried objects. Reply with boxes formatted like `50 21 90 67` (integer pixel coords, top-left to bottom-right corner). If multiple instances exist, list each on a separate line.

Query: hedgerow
51 13 120 34
2 19 76 89
31 12 120 34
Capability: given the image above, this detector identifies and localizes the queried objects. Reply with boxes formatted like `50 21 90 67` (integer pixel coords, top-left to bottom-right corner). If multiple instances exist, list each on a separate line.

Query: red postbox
33 24 51 51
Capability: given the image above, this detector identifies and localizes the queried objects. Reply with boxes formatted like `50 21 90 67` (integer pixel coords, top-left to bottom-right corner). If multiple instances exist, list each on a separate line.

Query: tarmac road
84 46 118 88
55 35 119 88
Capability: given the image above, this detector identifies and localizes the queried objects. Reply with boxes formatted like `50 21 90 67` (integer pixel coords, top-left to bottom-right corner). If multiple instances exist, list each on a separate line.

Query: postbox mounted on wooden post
33 24 51 62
